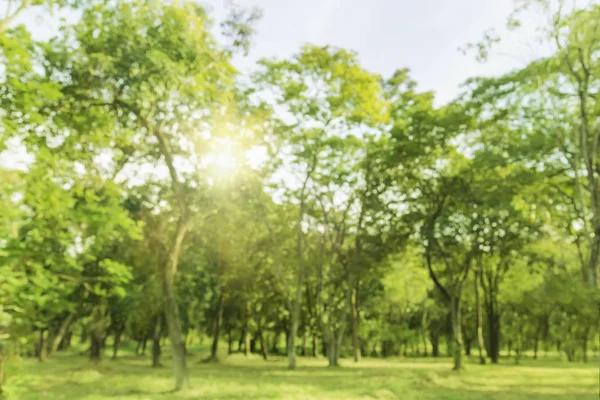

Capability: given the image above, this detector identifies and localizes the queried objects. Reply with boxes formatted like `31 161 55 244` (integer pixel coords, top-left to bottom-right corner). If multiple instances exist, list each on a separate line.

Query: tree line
0 0 598 392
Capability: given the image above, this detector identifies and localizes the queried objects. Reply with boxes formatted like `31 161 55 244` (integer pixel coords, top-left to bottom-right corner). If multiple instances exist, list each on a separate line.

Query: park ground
2 344 598 400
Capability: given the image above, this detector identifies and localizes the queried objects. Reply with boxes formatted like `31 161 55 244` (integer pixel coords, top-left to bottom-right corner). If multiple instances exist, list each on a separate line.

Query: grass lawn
2 345 597 399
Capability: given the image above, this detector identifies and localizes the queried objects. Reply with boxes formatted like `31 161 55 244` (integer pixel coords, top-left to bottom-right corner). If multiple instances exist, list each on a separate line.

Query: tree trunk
90 298 107 362
588 228 600 287
142 335 148 356
158 213 188 389
450 296 463 370
421 302 428 357
351 285 361 362
228 332 233 355
59 330 72 351
112 327 123 360
38 329 47 362
49 314 74 356
271 331 279 355
259 331 268 361
209 292 224 361
464 338 471 356
238 329 245 352
289 185 310 370
430 331 439 357
474 270 486 364
327 335 338 367
312 334 318 357
486 303 500 364
152 316 162 368
301 332 307 356
533 334 539 360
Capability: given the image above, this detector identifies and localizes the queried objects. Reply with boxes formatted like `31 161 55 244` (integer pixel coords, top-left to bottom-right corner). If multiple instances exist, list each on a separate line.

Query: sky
17 0 549 104
211 0 548 103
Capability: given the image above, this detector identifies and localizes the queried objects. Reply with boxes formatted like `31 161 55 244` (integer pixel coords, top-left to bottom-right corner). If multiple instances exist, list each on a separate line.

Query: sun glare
203 138 268 179
205 146 238 177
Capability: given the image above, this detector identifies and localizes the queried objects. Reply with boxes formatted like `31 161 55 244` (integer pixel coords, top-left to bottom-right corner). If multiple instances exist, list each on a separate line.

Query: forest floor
2 344 597 400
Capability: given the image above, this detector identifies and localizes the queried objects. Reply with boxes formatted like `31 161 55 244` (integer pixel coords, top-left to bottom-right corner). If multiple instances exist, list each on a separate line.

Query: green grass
3 345 598 399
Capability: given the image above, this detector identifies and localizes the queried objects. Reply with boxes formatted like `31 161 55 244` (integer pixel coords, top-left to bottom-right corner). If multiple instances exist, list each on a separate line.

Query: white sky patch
305 0 343 43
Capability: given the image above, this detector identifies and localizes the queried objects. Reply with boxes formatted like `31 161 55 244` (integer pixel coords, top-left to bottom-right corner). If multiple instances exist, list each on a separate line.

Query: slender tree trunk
533 334 539 360
38 329 47 362
301 332 307 356
228 332 233 355
238 329 245 352
514 331 521 365
430 330 439 357
209 292 224 361
474 269 486 364
152 316 162 368
351 284 361 362
159 216 188 389
327 335 337 367
0 346 6 395
142 335 148 356
288 224 304 369
421 300 428 357
582 328 589 363
450 296 463 370
312 334 318 357
259 331 268 361
588 223 600 288
271 331 279 355
112 327 123 360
